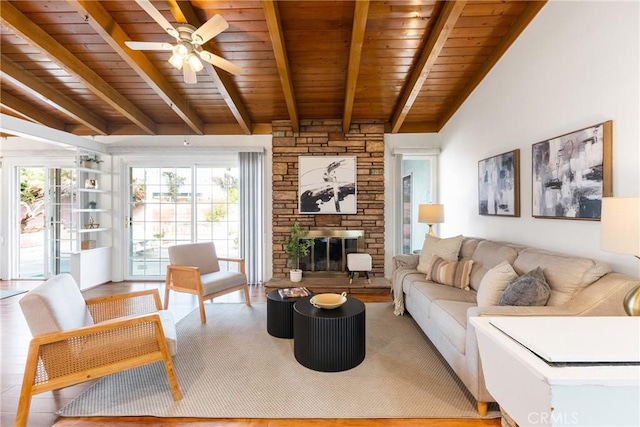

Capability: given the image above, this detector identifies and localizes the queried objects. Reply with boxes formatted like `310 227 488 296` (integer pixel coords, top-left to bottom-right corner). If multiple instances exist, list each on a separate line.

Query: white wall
439 0 640 277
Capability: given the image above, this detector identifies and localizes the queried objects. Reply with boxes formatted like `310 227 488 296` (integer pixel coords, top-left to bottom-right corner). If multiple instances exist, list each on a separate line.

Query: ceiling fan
124 0 242 84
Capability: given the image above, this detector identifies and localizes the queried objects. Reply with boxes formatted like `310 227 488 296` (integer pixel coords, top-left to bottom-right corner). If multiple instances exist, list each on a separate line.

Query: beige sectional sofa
391 237 639 415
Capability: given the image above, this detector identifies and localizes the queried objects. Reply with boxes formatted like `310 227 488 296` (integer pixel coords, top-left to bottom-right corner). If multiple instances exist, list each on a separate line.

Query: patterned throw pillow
498 267 551 306
426 255 474 290
417 234 463 274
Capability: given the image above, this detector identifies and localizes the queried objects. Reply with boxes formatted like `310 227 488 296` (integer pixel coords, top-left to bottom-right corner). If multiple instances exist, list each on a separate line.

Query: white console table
470 316 640 427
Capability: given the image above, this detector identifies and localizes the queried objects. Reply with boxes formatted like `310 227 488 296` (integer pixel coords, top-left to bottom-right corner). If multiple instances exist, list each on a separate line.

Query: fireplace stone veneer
272 119 385 279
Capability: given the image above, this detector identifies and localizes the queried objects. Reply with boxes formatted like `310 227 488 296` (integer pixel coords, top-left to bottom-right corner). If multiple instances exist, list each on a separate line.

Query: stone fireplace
271 119 385 279
299 230 365 274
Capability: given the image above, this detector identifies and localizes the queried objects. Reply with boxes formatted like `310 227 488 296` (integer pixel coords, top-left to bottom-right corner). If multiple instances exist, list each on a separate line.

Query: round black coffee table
293 296 366 372
267 289 313 338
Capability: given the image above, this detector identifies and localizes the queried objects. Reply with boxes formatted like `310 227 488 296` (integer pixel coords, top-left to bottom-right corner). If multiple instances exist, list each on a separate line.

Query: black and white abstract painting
532 121 612 220
299 156 357 214
478 149 520 217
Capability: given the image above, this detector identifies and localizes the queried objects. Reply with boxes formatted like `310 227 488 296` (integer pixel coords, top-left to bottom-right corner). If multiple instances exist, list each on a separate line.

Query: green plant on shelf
80 155 103 169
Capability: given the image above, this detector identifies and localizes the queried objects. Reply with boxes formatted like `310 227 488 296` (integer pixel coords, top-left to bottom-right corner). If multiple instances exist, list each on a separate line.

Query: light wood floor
1 280 500 427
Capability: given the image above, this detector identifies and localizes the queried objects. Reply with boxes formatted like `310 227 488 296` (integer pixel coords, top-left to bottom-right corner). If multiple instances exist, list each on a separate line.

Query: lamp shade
418 204 444 224
600 197 640 257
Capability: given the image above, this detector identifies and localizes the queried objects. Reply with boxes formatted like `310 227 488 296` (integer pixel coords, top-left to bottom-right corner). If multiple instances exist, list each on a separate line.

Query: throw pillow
476 260 519 307
417 234 463 274
498 267 551 306
426 255 474 290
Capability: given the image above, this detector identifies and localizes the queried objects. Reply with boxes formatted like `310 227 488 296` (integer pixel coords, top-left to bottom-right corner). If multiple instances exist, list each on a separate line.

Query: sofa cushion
412 281 478 304
426 255 473 290
460 237 482 260
430 300 476 354
498 267 551 306
513 248 611 306
417 235 463 274
469 240 519 291
401 272 429 296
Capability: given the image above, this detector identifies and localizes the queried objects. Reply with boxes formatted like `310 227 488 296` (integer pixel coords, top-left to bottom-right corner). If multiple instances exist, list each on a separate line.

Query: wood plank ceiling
0 0 546 137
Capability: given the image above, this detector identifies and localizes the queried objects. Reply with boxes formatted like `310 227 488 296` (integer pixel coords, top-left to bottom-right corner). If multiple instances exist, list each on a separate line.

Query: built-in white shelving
69 150 112 289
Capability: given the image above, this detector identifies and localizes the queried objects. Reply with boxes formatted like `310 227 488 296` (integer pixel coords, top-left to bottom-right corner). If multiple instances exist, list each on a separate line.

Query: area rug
0 289 27 299
57 303 499 419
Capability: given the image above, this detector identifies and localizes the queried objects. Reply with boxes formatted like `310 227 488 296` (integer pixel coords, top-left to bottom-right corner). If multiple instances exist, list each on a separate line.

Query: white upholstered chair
16 273 181 427
165 242 251 324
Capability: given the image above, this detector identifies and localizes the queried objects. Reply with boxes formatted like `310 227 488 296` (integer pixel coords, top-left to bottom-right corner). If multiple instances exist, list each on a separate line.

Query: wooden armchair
16 274 181 427
165 242 251 324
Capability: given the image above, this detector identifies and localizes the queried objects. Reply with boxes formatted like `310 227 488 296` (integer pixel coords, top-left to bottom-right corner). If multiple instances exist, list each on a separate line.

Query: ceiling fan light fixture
183 62 198 84
127 3 240 81
187 54 204 72
173 43 189 56
168 53 184 69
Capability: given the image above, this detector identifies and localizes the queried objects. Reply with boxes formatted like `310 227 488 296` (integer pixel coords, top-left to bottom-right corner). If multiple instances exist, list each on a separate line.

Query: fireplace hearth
299 230 364 275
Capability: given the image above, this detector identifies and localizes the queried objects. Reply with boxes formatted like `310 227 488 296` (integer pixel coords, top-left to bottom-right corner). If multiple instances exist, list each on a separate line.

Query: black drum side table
266 289 313 338
293 296 366 372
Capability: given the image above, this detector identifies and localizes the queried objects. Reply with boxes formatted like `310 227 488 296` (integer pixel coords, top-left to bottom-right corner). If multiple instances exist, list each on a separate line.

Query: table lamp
600 197 640 316
418 204 444 237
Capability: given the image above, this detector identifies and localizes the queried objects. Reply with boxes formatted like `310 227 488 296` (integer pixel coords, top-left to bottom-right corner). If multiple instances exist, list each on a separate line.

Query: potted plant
80 155 103 170
283 222 313 282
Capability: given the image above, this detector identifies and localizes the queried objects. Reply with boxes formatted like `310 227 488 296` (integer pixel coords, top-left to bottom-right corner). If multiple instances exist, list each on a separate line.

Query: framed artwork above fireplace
299 156 357 214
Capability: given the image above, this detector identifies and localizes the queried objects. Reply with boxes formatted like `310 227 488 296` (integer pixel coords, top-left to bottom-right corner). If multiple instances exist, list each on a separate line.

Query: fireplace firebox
299 230 365 275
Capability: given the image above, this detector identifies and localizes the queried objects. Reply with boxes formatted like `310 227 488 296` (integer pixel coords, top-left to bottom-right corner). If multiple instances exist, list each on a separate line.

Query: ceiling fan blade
191 14 229 45
183 62 198 84
124 41 173 51
198 50 243 76
135 0 179 38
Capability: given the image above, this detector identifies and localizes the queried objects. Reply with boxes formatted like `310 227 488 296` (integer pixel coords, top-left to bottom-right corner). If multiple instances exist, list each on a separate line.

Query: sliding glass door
127 165 240 278
18 166 73 278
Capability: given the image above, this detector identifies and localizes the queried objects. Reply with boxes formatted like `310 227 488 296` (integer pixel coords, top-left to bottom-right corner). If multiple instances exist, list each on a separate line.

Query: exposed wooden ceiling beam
392 121 440 134
68 0 204 135
0 113 107 152
263 0 299 133
0 89 66 131
437 1 548 130
85 122 272 136
343 1 370 134
0 1 157 135
168 0 253 135
0 55 108 135
390 0 467 133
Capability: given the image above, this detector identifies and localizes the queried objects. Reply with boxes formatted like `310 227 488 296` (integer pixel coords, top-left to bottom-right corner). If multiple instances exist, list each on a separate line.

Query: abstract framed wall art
532 121 612 220
298 156 357 214
478 149 520 217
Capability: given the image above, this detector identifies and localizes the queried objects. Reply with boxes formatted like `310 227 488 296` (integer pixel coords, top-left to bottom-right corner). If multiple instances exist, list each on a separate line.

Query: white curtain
239 152 264 284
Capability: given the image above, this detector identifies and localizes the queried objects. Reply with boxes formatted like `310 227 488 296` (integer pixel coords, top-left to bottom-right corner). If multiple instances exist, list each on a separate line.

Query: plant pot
289 269 303 283
82 160 96 169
